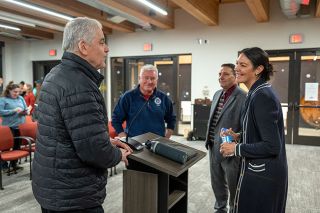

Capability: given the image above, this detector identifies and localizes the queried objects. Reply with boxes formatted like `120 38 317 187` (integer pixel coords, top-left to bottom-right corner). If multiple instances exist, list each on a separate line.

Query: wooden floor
0 136 320 213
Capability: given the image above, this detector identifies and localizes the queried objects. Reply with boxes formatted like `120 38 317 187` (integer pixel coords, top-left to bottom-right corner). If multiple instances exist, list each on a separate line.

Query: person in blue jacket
112 64 176 139
220 47 288 213
0 82 28 171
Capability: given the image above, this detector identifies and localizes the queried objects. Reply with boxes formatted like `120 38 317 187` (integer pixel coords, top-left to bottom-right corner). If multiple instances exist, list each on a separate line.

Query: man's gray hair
62 17 102 52
140 64 158 77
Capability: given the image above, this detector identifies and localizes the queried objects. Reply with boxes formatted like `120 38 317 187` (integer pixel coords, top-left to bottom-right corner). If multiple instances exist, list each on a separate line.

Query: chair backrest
19 122 37 141
0 126 14 151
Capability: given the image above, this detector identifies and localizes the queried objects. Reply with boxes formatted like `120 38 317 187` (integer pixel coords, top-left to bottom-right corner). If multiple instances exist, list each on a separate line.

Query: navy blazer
234 79 288 213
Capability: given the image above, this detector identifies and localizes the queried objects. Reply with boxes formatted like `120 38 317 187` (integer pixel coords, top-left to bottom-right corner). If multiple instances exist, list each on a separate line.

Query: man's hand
165 129 173 139
120 148 131 166
111 138 133 153
118 132 127 138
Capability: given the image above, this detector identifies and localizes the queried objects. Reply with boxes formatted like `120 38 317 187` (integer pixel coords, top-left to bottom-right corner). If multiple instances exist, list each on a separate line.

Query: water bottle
220 128 233 143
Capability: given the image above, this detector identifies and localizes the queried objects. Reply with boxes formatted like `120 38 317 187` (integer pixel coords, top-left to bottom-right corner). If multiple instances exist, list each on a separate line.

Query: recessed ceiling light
0 16 35 27
136 0 168 16
0 23 21 31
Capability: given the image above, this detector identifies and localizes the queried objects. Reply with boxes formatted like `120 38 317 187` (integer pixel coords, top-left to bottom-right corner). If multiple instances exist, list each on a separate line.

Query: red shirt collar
223 84 236 103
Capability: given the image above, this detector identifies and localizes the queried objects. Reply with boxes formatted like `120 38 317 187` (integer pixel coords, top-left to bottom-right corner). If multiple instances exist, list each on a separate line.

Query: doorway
33 60 60 83
110 54 192 135
267 48 320 146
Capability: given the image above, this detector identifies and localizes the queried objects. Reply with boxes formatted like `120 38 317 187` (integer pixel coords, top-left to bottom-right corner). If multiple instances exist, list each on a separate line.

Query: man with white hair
32 17 132 213
112 64 176 139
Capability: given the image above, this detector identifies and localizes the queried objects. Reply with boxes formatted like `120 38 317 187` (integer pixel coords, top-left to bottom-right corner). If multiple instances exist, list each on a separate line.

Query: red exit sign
49 49 57 56
143 43 152 51
289 34 303 44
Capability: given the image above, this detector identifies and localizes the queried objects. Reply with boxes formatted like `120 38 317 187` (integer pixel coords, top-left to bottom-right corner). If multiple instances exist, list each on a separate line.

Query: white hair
62 17 102 52
139 64 158 78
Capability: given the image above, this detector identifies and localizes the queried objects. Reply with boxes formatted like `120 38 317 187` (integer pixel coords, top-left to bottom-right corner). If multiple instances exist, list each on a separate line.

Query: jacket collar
248 78 266 94
62 52 104 87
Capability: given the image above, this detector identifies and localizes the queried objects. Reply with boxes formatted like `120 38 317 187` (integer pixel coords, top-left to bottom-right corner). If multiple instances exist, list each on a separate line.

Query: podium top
130 132 206 177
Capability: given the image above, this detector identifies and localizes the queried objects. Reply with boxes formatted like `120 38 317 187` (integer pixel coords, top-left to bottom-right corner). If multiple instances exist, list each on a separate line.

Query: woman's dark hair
3 82 19 97
240 47 273 81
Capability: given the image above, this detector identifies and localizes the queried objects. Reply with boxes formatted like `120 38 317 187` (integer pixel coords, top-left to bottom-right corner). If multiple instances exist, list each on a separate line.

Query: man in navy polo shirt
112 64 176 139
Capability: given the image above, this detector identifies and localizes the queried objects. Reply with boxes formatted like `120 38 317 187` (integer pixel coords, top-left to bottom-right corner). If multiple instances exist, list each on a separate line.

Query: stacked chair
0 126 33 190
19 121 37 153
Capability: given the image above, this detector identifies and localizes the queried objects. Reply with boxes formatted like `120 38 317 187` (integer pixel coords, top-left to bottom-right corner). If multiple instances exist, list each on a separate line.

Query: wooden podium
123 132 206 213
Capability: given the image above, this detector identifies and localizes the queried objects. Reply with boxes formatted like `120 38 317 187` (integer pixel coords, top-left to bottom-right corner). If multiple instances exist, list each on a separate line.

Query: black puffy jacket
32 52 121 211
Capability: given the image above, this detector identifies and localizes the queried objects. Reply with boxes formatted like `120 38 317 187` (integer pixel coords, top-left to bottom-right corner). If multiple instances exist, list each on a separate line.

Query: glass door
294 51 320 145
267 52 294 144
268 48 320 146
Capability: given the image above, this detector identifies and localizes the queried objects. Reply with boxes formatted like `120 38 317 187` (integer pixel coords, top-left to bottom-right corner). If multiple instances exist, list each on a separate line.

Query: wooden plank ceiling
0 0 318 40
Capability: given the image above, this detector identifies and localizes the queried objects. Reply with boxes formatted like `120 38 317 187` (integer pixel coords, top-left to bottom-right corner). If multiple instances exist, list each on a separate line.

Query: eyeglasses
142 76 157 82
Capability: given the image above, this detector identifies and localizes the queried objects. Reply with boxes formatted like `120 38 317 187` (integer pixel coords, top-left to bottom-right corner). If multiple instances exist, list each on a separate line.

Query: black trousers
9 127 21 150
9 127 21 167
41 206 104 213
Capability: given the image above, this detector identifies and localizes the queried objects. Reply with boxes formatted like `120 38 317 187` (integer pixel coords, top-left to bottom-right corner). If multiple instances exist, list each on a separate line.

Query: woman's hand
220 142 236 157
111 138 133 153
223 128 241 142
15 107 27 115
15 107 23 113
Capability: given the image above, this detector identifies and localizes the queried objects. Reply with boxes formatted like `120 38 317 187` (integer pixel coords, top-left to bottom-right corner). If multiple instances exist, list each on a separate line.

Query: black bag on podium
145 140 197 164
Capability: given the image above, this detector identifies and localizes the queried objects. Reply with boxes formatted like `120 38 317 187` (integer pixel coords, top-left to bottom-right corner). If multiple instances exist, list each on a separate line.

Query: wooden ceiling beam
316 0 320 17
245 0 269 22
100 0 174 29
20 26 54 40
218 0 244 3
27 0 133 33
102 27 112 35
171 0 219 26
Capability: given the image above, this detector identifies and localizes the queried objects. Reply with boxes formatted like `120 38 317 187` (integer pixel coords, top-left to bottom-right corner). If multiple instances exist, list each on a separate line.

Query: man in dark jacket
32 17 131 213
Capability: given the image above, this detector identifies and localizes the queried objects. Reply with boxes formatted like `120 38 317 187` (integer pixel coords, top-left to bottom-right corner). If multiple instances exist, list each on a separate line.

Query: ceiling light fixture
5 0 73 21
0 11 65 31
0 23 21 31
136 0 168 16
0 16 36 27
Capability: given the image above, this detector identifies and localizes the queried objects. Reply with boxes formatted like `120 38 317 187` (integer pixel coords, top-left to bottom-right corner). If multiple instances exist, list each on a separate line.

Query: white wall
1 0 320 113
0 34 62 86
108 1 320 101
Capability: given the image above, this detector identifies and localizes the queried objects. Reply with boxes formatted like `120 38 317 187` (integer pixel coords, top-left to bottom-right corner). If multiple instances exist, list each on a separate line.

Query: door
267 52 293 144
294 50 320 145
267 48 320 146
33 60 60 83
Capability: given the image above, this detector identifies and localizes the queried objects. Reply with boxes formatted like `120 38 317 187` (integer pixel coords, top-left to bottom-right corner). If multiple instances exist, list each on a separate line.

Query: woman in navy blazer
220 47 288 213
